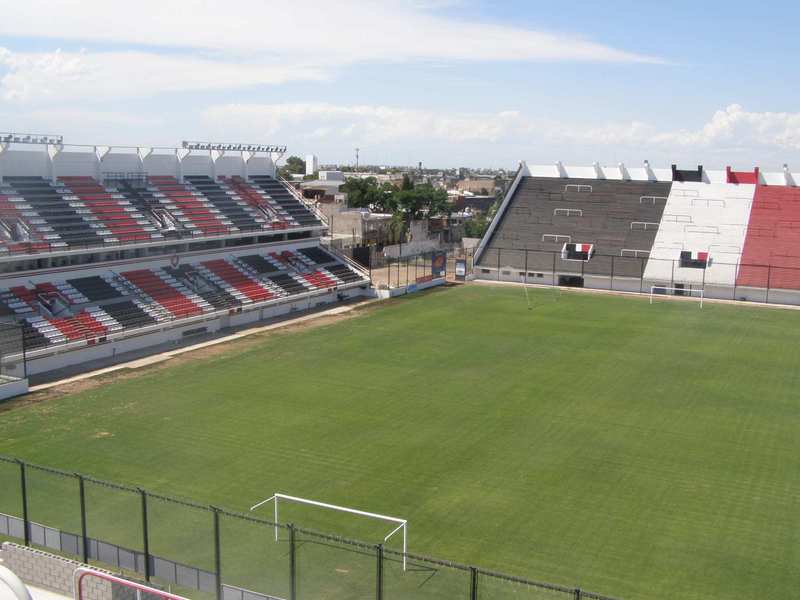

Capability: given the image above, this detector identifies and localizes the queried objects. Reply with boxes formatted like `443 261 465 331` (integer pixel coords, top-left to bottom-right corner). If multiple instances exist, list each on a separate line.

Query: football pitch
2 284 799 600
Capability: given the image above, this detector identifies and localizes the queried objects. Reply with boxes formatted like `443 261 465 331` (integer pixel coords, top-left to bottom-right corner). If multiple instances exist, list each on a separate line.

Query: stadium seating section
480 177 671 278
737 185 800 290
478 166 800 292
644 181 755 286
0 247 368 351
0 175 319 253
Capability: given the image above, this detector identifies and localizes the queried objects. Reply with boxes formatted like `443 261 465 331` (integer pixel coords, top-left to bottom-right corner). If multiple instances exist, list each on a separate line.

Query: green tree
279 155 306 178
393 184 450 224
464 214 489 238
341 177 395 212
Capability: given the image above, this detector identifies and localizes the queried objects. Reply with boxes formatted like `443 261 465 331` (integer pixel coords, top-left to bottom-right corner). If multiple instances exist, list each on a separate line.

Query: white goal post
250 493 408 570
649 285 704 308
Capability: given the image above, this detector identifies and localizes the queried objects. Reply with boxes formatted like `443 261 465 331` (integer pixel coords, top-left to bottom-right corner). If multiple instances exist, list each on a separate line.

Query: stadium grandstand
0 135 371 392
474 161 800 304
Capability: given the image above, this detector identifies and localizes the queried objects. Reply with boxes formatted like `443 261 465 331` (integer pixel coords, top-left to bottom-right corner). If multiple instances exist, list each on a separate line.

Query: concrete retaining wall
0 542 110 599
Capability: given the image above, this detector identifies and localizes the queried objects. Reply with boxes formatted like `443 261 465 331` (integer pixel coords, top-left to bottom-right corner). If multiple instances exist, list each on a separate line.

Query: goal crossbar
250 492 408 569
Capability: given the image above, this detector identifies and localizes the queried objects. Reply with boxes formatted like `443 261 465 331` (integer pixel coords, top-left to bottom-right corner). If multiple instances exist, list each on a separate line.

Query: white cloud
0 1 661 65
652 104 800 149
202 102 528 143
0 48 327 103
202 102 800 154
0 1 663 104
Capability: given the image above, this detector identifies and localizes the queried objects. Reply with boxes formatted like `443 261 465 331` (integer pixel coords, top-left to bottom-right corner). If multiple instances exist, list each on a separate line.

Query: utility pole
355 148 360 172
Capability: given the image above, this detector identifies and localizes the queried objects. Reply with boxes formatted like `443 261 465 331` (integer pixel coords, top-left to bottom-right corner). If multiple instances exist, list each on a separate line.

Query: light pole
355 147 360 171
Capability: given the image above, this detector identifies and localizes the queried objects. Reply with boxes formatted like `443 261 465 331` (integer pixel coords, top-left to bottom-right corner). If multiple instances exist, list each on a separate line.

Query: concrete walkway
28 585 71 600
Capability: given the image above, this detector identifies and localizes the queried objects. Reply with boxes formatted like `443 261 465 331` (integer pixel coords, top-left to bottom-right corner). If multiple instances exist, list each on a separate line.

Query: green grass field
2 284 800 600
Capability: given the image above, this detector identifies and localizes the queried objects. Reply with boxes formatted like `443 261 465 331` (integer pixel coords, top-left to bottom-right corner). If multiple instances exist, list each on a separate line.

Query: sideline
29 298 379 392
472 278 800 311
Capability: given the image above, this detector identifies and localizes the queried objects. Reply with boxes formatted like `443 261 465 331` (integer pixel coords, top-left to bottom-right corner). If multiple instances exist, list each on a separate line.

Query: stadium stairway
148 176 232 236
183 176 269 232
247 176 322 227
219 176 290 229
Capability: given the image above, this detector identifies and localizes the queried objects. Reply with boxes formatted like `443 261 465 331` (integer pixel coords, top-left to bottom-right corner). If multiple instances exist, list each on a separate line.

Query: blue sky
1 0 798 169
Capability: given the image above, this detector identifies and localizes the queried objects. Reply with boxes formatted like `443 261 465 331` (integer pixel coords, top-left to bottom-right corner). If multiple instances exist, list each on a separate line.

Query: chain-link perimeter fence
0 455 620 600
472 246 800 306
365 250 451 290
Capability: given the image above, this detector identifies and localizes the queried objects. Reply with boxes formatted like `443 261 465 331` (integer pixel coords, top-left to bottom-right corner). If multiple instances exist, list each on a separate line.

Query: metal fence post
212 506 222 600
77 474 89 563
18 459 29 546
376 544 384 600
289 523 297 600
639 257 644 294
21 328 28 379
470 567 478 600
524 250 528 287
701 263 707 299
670 259 675 289
139 488 151 582
766 266 772 304
610 255 615 290
552 252 557 287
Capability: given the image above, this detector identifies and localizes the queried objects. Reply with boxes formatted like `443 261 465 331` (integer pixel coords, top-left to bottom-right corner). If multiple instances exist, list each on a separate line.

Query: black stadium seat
238 254 280 274
101 300 157 330
299 246 335 265
67 276 123 302
326 264 363 283
267 273 307 295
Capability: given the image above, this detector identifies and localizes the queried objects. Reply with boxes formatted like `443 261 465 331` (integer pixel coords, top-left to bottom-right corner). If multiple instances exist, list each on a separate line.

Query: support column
47 143 63 183
176 148 191 183
95 146 111 183
137 147 153 179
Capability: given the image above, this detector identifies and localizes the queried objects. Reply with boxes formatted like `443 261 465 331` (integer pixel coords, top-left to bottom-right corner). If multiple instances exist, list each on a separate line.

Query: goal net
649 285 704 308
250 493 408 570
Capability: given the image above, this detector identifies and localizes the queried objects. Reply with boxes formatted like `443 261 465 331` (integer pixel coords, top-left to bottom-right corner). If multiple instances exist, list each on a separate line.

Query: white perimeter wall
0 147 277 181
0 148 49 179
143 153 179 176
